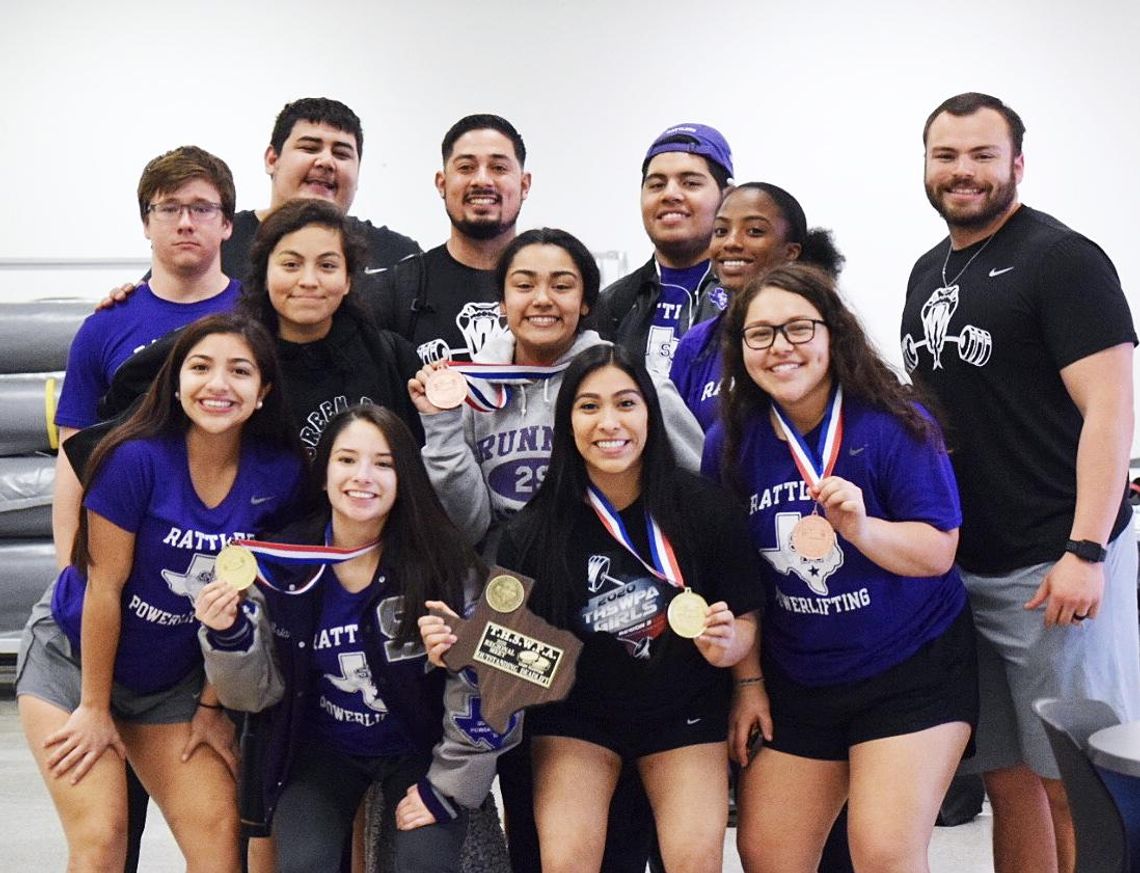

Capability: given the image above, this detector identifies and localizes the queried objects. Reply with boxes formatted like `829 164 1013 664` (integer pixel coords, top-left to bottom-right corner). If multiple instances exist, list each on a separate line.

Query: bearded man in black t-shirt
901 91 1140 873
369 114 530 364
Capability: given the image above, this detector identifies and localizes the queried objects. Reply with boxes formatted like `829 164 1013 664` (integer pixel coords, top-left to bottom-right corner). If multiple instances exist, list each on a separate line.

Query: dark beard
925 170 1017 232
448 216 515 241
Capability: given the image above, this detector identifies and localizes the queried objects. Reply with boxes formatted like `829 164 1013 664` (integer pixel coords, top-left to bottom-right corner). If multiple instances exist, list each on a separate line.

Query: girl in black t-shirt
421 344 762 873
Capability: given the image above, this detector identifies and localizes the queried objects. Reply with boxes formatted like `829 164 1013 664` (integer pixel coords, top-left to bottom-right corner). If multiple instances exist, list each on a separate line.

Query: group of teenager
14 90 1140 873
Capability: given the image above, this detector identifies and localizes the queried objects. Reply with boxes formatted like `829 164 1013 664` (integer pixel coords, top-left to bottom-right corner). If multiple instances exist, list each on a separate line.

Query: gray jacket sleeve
420 407 492 546
421 667 524 812
418 571 522 814
653 372 705 471
197 591 286 713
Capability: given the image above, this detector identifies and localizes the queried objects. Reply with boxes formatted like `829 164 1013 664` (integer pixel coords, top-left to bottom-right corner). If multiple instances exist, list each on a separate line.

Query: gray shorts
961 527 1140 779
16 583 202 725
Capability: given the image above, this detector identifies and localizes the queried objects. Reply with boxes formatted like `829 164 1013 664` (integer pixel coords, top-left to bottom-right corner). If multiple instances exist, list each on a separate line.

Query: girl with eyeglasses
705 263 977 873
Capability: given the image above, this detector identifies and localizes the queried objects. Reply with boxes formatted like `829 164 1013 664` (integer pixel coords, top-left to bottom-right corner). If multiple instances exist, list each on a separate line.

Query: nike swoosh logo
686 717 702 725
363 266 388 275
849 446 865 456
988 267 1014 277
250 495 275 505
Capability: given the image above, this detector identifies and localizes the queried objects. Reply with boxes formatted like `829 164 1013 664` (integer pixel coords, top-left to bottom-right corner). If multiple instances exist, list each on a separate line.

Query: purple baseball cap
642 123 734 180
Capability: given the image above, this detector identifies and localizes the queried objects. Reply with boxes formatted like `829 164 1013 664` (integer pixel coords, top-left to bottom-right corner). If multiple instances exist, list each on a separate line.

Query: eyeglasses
147 202 224 222
741 319 827 350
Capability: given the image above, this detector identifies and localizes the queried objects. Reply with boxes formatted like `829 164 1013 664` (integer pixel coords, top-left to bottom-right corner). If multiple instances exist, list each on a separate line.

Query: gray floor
0 696 994 872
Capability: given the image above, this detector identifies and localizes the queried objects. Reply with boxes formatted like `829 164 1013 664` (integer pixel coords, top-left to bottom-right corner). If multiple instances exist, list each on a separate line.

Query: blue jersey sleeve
56 316 112 429
83 440 156 534
876 411 962 531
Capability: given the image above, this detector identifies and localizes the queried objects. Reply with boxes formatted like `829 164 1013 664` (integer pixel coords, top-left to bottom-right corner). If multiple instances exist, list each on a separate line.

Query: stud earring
256 400 263 409
174 391 180 399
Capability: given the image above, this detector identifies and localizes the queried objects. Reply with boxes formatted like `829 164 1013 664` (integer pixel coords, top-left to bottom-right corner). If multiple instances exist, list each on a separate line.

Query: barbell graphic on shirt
902 326 992 371
903 284 992 371
587 555 622 593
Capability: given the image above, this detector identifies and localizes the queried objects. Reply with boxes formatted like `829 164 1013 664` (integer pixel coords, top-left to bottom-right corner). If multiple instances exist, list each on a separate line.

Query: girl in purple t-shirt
704 263 977 873
17 313 303 872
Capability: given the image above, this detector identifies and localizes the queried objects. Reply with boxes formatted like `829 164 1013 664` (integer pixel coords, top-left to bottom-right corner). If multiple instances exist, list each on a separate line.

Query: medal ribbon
770 385 844 491
445 361 569 412
585 484 685 589
232 530 379 595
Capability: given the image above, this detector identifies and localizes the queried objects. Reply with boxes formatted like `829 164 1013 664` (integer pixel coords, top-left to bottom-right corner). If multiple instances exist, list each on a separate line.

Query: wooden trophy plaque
434 566 582 733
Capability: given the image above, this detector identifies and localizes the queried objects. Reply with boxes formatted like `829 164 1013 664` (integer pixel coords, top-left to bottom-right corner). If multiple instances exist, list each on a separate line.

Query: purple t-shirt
53 433 302 694
306 574 416 757
56 280 240 429
702 396 966 685
669 315 725 431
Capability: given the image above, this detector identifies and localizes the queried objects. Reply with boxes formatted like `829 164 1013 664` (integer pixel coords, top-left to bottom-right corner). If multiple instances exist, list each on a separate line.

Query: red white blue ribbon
232 529 379 595
445 362 569 412
585 484 685 589
770 385 844 489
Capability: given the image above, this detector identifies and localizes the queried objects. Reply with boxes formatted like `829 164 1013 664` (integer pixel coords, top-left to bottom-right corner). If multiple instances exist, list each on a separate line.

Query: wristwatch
1065 539 1108 563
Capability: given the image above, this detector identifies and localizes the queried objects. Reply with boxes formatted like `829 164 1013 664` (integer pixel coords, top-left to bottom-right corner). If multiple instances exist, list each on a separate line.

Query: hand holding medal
810 476 867 545
410 361 466 415
772 386 845 561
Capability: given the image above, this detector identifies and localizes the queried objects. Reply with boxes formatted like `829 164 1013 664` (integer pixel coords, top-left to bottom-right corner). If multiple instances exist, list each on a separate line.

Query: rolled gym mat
0 539 55 648
0 455 54 538
0 373 64 455
0 299 89 374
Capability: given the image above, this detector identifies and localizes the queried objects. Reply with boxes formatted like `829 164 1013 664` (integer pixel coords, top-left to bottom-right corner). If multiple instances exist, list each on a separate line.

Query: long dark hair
240 198 370 335
73 313 301 569
311 405 483 646
719 263 939 496
510 344 683 625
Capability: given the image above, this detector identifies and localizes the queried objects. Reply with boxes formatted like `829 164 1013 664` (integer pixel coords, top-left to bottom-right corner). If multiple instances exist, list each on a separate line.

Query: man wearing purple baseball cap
591 122 734 376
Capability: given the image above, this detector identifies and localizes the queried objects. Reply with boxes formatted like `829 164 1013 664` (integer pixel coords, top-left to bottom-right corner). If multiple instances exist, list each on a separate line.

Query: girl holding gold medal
424 344 763 873
705 263 977 873
16 314 304 872
195 405 520 873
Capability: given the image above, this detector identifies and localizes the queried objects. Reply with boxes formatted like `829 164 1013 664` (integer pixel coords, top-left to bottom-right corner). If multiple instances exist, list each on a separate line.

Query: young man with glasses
52 145 241 565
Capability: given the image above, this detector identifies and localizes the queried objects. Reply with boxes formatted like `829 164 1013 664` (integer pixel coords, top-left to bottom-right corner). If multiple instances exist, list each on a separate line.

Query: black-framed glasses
147 202 223 223
741 319 827 350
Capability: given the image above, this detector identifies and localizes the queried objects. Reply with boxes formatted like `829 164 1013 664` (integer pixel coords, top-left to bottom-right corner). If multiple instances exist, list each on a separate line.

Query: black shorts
527 688 728 760
764 606 978 761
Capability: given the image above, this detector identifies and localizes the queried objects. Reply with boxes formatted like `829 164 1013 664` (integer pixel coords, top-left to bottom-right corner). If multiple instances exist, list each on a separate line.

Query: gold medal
425 368 468 410
214 544 258 591
486 574 525 614
790 513 836 561
667 589 708 639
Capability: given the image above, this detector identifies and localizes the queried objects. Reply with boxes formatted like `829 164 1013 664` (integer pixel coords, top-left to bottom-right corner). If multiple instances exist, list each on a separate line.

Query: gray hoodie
421 329 704 551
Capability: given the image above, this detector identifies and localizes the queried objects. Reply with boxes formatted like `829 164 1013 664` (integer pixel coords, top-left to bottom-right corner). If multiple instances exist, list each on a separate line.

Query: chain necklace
940 232 997 290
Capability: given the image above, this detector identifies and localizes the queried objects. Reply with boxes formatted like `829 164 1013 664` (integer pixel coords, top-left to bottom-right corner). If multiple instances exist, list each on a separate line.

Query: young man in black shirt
370 113 529 363
901 92 1139 873
222 97 419 282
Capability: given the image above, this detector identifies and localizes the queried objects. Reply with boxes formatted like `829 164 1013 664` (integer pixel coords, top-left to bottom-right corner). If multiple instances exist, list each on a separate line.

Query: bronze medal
214 544 258 591
486 574 526 614
791 513 836 561
667 589 709 639
425 368 468 410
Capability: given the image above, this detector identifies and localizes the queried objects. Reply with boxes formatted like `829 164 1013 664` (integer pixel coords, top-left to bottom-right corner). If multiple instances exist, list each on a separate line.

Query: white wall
4 0 1139 438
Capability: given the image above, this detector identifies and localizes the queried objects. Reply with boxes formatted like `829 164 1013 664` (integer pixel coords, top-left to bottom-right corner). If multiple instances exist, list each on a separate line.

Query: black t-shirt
221 209 420 286
275 308 424 453
901 205 1135 573
497 472 764 721
366 243 508 364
